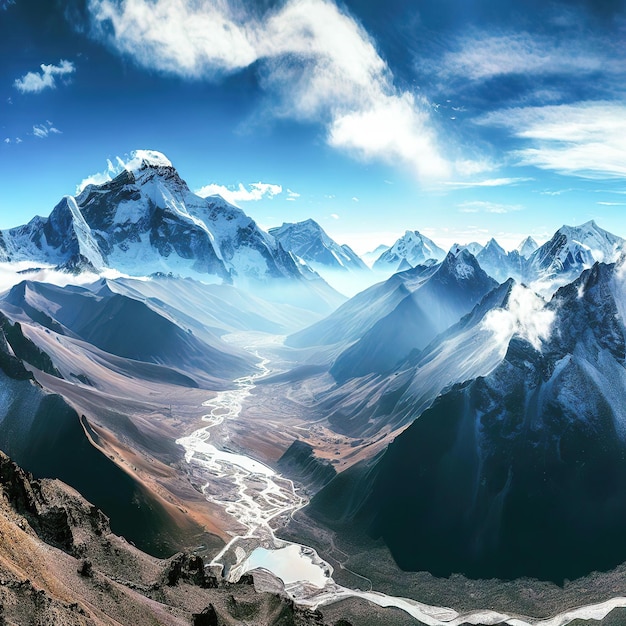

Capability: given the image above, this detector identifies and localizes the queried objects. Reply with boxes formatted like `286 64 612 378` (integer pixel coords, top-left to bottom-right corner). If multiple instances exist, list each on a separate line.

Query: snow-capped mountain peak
449 241 484 257
373 229 445 273
123 149 173 171
528 219 625 282
0 151 323 288
516 235 539 258
269 219 368 273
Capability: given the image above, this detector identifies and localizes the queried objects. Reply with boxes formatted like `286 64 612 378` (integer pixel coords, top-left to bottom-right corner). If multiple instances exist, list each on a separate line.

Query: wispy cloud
77 158 121 192
477 101 626 179
436 31 619 83
444 177 532 189
87 0 450 181
286 189 300 202
32 121 62 139
458 201 523 214
196 182 282 206
539 189 574 196
1 0 16 10
597 201 626 206
14 60 75 94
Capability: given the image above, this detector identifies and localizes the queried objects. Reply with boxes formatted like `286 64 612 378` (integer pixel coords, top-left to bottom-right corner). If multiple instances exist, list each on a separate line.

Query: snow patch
454 261 474 279
123 149 172 170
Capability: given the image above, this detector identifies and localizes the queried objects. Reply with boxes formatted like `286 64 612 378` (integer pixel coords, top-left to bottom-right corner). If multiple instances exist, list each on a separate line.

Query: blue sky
1 0 626 253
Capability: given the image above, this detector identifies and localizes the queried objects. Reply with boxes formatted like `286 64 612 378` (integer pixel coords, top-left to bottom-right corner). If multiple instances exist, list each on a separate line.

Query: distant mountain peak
449 242 483 257
269 219 368 274
483 237 506 254
517 235 538 258
374 229 445 273
438 248 489 282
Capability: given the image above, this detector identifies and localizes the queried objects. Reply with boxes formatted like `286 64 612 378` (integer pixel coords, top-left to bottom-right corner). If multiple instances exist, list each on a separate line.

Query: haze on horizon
1 0 626 253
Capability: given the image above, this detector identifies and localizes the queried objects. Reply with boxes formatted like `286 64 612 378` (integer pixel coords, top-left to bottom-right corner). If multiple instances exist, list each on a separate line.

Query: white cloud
287 189 300 199
539 189 573 196
328 92 449 179
436 31 620 82
330 213 339 219
482 284 554 351
77 158 119 192
444 177 531 189
14 60 75 94
458 201 523 214
351 196 359 202
3 138 9 144
478 102 626 179
32 121 62 139
598 201 626 206
87 0 450 181
195 182 282 206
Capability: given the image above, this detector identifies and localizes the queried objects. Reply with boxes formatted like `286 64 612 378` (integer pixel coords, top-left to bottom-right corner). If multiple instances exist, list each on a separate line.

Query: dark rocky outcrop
164 553 218 588
278 440 336 492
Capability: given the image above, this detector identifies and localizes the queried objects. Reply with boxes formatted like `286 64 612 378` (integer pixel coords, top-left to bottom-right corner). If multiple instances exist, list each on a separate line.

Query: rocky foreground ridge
0 450 365 626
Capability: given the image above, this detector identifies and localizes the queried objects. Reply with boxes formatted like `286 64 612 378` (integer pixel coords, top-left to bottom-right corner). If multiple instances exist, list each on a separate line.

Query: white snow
122 149 172 171
454 261 475 279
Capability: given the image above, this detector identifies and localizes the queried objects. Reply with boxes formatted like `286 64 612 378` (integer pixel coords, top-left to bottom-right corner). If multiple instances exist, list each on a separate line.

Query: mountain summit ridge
0 150 308 286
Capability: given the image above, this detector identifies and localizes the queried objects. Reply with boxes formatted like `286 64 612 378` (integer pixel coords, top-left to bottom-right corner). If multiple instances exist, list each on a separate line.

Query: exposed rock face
475 238 525 283
163 553 218 588
0 311 60 377
0 451 381 626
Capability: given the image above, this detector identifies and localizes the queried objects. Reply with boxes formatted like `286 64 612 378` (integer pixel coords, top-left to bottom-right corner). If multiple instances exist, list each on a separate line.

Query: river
176 334 626 626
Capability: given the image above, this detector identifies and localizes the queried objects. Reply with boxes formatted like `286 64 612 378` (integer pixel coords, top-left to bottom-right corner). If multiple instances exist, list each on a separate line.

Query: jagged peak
437 248 483 280
483 237 506 254
517 235 539 257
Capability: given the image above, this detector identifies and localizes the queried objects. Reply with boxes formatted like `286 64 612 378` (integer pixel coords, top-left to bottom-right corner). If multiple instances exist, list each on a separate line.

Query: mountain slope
328 261 626 582
286 263 438 349
3 279 253 382
322 279 518 438
330 250 497 382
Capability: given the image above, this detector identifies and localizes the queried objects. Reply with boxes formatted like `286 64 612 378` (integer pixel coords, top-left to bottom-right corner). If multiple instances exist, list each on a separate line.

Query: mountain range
310 261 626 583
4 149 626 623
